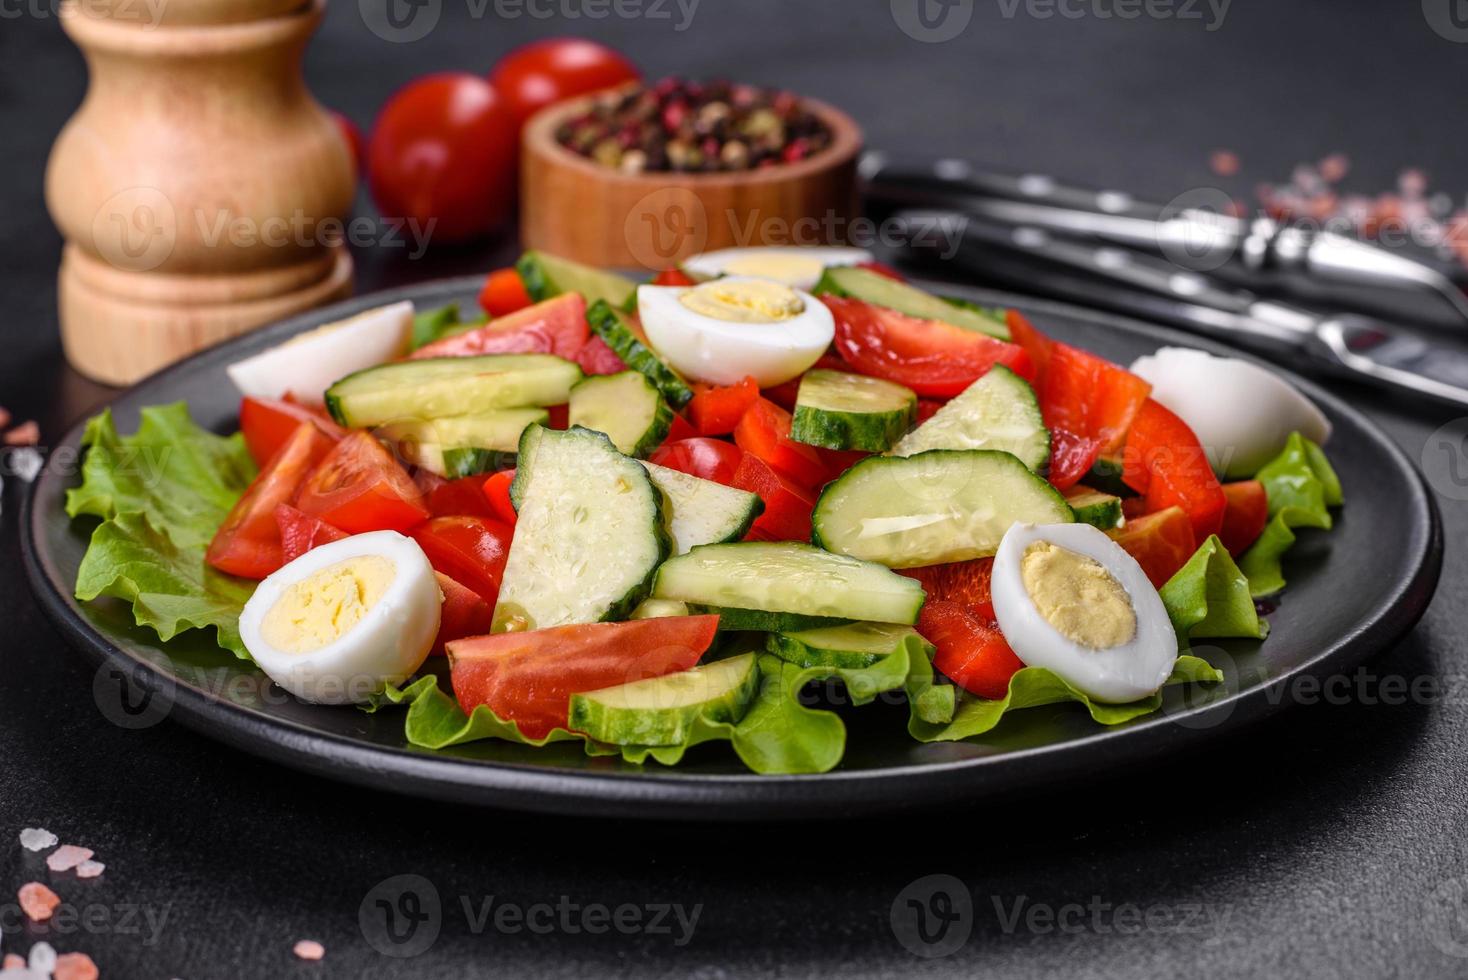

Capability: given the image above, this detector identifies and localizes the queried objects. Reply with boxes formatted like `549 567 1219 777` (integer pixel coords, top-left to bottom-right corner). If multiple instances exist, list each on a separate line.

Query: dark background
4 2 1468 977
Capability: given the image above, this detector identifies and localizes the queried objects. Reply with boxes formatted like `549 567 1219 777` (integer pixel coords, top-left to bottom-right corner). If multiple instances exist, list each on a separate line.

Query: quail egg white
681 246 874 291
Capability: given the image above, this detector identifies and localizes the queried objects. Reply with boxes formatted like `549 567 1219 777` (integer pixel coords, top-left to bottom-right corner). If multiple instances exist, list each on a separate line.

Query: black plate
21 277 1442 820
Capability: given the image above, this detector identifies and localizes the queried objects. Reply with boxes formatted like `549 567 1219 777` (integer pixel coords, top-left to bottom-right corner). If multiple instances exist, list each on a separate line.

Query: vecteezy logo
1424 876 1468 957
624 187 708 270
359 0 441 43
1155 186 1237 273
1423 0 1468 42
890 0 973 42
91 187 177 273
360 874 442 958
92 661 175 731
890 874 973 958
1421 419 1468 502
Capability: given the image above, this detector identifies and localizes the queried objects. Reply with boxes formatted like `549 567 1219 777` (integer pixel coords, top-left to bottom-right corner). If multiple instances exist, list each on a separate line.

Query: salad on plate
64 246 1343 774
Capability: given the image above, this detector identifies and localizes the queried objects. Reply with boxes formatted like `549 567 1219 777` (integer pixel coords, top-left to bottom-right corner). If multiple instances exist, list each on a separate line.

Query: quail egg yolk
260 556 396 654
1020 542 1137 650
678 279 805 323
720 254 825 287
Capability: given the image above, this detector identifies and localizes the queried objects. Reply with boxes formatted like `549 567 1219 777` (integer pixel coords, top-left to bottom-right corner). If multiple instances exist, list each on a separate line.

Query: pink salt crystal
47 845 95 873
2 421 38 447
0 406 10 430
53 952 101 980
1 954 23 969
1399 169 1427 198
19 828 58 852
18 882 61 922
1208 150 1239 177
1319 154 1350 183
75 860 105 879
293 940 325 961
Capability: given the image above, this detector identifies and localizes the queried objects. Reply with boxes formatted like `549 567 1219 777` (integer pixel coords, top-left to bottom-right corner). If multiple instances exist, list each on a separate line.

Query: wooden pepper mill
46 0 356 386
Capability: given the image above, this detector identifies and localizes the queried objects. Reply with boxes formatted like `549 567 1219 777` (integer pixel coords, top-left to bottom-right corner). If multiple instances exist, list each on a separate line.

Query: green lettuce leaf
65 404 258 658
1161 534 1268 641
1239 432 1342 597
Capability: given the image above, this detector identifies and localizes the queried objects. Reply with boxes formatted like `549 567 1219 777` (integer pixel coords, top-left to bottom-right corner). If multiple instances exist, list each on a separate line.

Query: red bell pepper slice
478 267 534 317
900 558 996 623
731 453 815 542
733 397 830 488
481 469 519 525
687 376 760 436
917 600 1025 700
1218 480 1268 556
1108 506 1198 588
1121 399 1226 540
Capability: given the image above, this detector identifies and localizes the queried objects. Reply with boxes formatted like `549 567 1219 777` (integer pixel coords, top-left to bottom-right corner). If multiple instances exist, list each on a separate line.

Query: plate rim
21 275 1445 821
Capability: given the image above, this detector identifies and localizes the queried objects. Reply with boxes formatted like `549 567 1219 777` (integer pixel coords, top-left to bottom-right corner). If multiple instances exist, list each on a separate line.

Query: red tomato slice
426 475 500 520
1005 310 1053 379
433 571 494 656
207 423 336 579
446 616 718 739
481 469 518 525
731 453 815 542
687 376 759 436
239 397 344 468
409 293 588 360
1046 428 1102 492
733 398 829 488
410 516 513 604
1121 399 1226 540
649 437 743 486
664 412 698 444
545 404 570 429
900 558 996 622
574 335 626 376
652 268 697 286
823 295 1034 398
295 430 430 534
915 399 945 424
274 503 348 564
1219 480 1268 556
917 600 1025 700
1108 506 1198 588
479 267 533 317
762 355 845 411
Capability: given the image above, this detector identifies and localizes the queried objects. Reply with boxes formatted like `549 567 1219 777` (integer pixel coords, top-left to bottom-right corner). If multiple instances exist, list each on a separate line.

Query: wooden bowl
520 90 863 271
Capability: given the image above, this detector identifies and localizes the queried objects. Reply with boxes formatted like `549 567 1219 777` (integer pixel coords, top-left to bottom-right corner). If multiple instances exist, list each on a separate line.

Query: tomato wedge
649 437 744 486
1121 399 1226 540
733 397 829 488
900 558 996 622
239 397 344 468
481 469 518 525
295 430 430 534
731 453 815 542
687 376 759 436
917 600 1025 700
652 268 696 286
207 423 336 579
1219 479 1268 556
1108 506 1197 588
425 475 500 521
1046 428 1102 492
433 571 495 656
410 516 513 604
274 503 348 564
410 293 588 360
446 616 719 739
823 295 1033 398
665 412 698 444
574 335 626 376
479 267 533 317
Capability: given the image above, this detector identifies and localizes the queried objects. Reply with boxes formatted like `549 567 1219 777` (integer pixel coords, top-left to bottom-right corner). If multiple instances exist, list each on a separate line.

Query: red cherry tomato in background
367 73 517 243
489 38 640 129
479 267 534 317
329 110 365 180
649 437 744 486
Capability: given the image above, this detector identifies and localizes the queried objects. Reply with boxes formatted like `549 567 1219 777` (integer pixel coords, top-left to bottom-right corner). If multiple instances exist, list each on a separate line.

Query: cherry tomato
652 268 696 287
447 616 717 739
433 571 495 656
410 294 588 360
410 516 513 604
481 469 518 525
329 110 365 180
239 397 344 469
489 38 639 129
731 454 814 542
917 600 1024 700
207 423 336 579
367 73 517 243
1122 399 1226 541
1046 427 1102 492
664 412 698 444
687 376 759 436
649 437 743 486
900 558 996 623
733 398 829 488
295 430 430 534
1219 480 1268 556
575 336 627 376
479 267 534 317
823 295 1033 398
426 475 500 521
274 503 348 565
1108 506 1198 588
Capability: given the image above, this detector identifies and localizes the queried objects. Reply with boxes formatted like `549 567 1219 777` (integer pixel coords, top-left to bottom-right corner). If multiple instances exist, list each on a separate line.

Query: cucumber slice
377 409 548 478
812 266 1010 340
641 462 763 554
693 607 853 633
1064 485 1124 530
517 250 638 311
767 621 925 669
567 652 760 746
790 369 917 452
629 598 690 619
492 426 670 632
812 449 1074 567
569 371 673 458
325 355 582 428
889 364 1049 471
586 300 695 407
653 541 926 626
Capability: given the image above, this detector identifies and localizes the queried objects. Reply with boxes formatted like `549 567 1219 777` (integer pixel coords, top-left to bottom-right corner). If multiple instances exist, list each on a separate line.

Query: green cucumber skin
789 371 917 452
516 250 637 309
693 606 855 633
1066 491 1124 530
765 634 881 669
325 355 581 428
810 266 1010 340
569 372 673 459
586 300 694 408
566 653 760 746
440 447 517 479
766 622 927 669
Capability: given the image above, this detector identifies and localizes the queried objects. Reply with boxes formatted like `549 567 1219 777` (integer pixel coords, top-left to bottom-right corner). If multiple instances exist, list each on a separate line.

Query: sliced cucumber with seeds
641 461 763 554
812 449 1074 568
325 354 581 428
790 369 917 452
569 371 673 458
567 652 760 746
377 409 547 478
586 300 694 407
653 541 926 626
516 250 638 310
629 598 690 620
889 364 1049 471
1065 485 1124 530
492 426 669 632
811 266 1010 340
768 621 927 669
